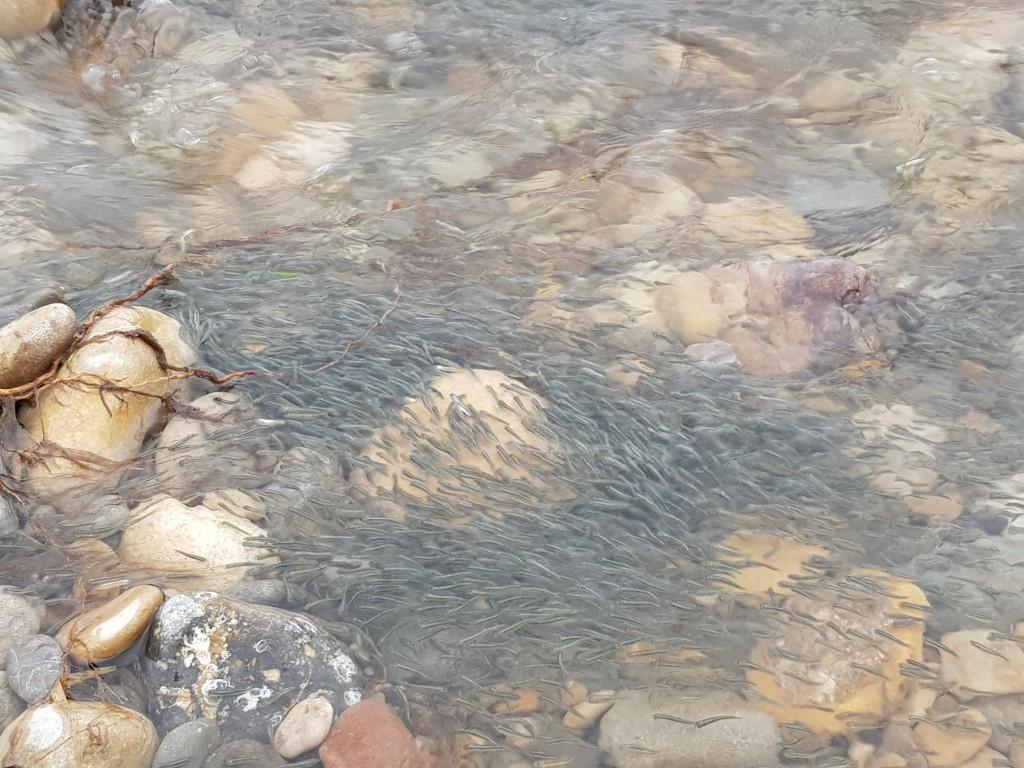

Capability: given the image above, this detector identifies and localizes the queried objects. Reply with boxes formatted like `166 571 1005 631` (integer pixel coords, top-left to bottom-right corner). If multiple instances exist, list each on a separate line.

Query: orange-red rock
319 699 434 768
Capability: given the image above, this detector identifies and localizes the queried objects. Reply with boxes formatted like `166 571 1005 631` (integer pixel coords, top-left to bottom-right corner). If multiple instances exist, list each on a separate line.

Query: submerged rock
702 195 815 258
6 634 61 703
273 694 334 758
0 700 157 768
205 738 285 767
352 368 573 520
154 392 258 497
0 672 23 732
911 707 990 767
142 592 362 739
0 0 62 39
154 719 221 768
573 258 892 375
319 698 434 768
0 591 40 670
0 304 76 390
118 495 275 591
0 498 17 537
18 306 196 504
715 531 829 600
57 584 164 665
598 689 780 768
939 628 1024 700
746 569 927 735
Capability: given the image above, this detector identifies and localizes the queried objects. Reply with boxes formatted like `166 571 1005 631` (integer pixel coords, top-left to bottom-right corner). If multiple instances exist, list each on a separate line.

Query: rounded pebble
227 578 289 606
0 303 76 389
320 699 434 768
155 719 221 768
205 738 285 768
6 634 62 703
0 700 158 767
57 584 164 665
273 694 335 759
598 689 780 768
0 591 40 670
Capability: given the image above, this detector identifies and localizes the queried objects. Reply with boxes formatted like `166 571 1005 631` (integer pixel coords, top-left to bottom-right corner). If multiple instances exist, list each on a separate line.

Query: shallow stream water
4 0 1024 764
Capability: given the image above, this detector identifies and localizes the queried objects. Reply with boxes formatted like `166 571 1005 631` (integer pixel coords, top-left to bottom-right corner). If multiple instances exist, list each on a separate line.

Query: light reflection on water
4 0 1024 763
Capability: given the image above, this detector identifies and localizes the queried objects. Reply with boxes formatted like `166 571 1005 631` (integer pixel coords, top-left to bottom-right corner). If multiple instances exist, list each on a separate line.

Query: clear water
4 0 1024 763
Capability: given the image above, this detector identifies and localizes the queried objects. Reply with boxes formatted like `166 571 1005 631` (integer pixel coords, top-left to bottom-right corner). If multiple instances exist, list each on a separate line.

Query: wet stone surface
6 633 61 704
142 592 362 740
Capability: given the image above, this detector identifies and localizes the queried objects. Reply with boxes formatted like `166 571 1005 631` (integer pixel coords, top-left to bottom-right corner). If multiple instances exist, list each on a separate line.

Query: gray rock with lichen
141 592 362 740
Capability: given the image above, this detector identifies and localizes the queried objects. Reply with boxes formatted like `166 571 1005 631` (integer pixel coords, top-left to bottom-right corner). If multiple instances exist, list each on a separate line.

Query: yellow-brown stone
911 708 990 766
716 531 829 598
746 569 928 735
57 585 164 665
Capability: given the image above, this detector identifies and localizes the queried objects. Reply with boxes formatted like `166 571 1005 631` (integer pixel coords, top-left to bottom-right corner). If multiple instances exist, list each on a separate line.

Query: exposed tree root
1 261 253 404
1 261 255 479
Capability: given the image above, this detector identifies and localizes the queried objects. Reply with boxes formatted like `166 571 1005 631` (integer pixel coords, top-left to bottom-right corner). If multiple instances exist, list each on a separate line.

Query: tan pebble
233 83 303 138
0 701 157 767
563 692 616 730
0 0 61 41
273 694 334 759
117 496 276 591
560 680 588 708
57 584 164 665
716 531 829 599
703 195 812 245
489 689 542 715
959 360 989 380
905 495 963 521
939 629 1024 699
958 410 1001 434
912 708 990 766
656 271 724 344
0 304 76 389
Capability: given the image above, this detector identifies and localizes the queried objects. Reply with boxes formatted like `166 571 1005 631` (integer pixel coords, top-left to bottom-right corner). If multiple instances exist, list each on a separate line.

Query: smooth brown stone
58 585 164 664
0 304 75 389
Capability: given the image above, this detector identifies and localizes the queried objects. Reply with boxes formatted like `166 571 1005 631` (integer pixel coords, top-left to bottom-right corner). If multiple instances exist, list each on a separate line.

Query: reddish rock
319 699 435 768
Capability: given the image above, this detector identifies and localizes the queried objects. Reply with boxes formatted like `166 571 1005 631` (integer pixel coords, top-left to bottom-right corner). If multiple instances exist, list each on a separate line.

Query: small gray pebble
0 591 41 669
155 719 221 768
228 579 288 606
204 739 284 768
7 634 62 703
0 497 18 537
0 671 24 731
